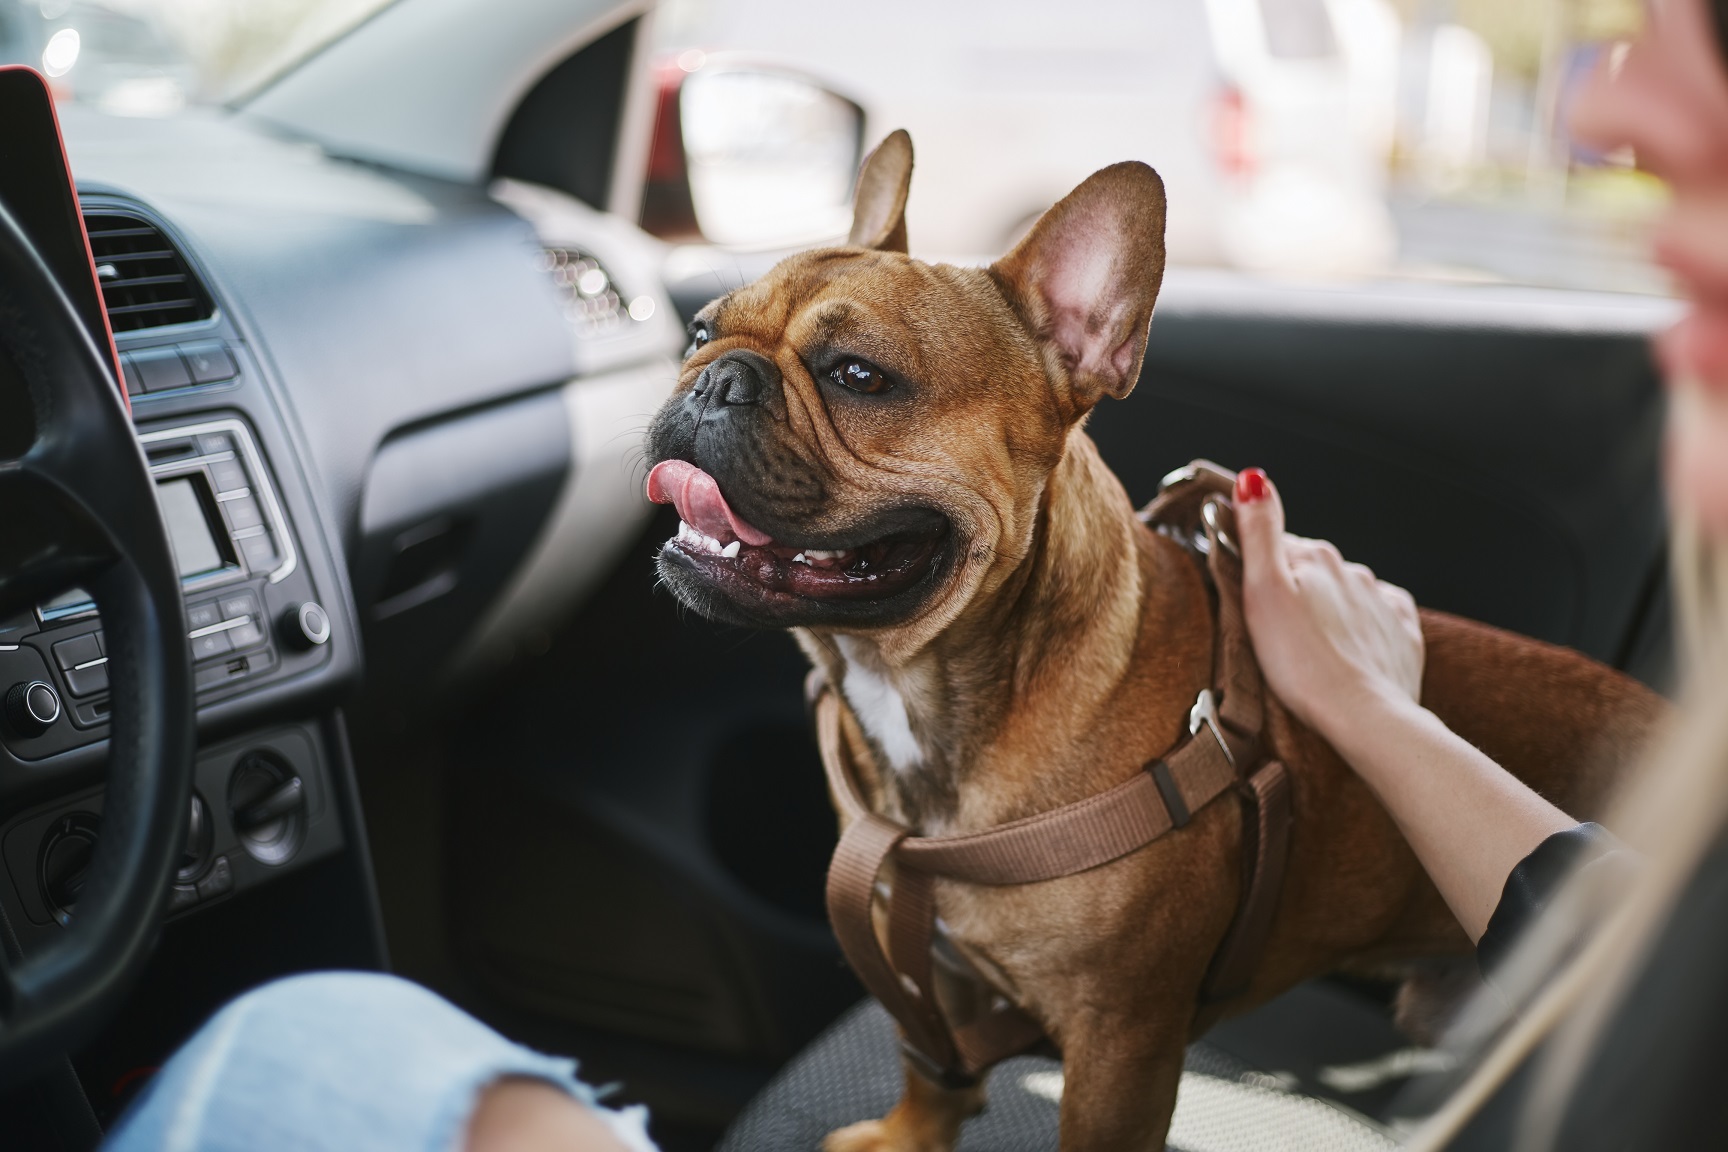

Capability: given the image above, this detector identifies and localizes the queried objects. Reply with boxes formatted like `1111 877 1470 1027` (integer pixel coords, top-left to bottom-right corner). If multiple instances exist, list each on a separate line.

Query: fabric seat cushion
719 1000 1398 1152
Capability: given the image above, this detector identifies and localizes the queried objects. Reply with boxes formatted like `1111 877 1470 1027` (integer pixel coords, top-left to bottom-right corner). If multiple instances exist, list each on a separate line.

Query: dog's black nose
694 350 778 407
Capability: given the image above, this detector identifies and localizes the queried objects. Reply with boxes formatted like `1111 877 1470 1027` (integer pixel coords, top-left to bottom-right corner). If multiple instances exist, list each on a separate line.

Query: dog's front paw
823 1119 924 1152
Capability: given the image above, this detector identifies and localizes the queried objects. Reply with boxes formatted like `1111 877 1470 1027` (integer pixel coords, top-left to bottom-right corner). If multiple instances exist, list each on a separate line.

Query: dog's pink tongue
646 460 773 546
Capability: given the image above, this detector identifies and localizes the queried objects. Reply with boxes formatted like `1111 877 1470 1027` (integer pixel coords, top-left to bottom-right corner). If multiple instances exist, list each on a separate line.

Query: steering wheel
0 198 194 1080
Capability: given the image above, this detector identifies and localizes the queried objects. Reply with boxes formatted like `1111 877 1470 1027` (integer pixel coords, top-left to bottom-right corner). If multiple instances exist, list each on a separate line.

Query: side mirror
641 56 864 250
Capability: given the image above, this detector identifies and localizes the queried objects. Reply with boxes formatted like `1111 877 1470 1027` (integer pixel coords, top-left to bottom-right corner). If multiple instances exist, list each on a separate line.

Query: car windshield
0 0 396 113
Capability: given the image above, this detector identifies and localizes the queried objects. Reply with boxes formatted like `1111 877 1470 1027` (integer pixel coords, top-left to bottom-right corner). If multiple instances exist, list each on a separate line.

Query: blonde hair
1407 384 1728 1148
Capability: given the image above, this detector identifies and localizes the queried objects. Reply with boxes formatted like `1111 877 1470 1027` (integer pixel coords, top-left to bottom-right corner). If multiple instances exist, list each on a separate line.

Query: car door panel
1093 276 1674 676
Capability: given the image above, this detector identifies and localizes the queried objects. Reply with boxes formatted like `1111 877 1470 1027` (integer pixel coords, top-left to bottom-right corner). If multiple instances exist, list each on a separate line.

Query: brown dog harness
815 460 1292 1087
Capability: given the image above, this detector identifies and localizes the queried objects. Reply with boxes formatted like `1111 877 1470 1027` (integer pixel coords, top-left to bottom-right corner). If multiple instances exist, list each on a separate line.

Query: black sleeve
1476 822 1629 978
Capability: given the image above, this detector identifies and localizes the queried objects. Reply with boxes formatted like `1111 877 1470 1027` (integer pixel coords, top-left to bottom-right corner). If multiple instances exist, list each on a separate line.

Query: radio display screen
157 477 226 579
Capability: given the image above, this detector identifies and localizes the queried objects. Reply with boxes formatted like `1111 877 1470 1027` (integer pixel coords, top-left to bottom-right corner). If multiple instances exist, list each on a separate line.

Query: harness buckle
1158 462 1202 492
1189 689 1235 767
1201 498 1240 558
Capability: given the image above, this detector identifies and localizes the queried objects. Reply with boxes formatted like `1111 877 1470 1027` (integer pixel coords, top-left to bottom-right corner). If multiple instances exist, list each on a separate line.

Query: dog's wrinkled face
647 251 1059 635
645 131 1166 651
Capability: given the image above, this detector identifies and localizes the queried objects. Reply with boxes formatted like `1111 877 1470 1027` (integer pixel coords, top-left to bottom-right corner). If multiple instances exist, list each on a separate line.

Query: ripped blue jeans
102 971 657 1152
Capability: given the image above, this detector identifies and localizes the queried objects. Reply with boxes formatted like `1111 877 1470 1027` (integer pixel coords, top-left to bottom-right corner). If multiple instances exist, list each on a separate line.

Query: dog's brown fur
646 132 1665 1150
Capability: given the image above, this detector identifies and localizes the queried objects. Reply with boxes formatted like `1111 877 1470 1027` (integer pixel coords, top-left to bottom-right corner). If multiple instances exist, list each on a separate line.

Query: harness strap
819 459 1292 1084
827 814 959 1070
1146 463 1291 1013
822 701 1239 884
1204 760 1292 1007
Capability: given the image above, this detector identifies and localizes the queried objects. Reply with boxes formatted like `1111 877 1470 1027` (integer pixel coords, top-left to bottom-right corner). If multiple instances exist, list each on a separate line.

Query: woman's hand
1231 467 1573 940
1233 468 1424 743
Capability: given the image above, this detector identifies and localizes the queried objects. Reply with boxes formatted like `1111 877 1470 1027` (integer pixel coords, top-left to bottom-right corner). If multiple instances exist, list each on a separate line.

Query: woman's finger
1234 467 1290 593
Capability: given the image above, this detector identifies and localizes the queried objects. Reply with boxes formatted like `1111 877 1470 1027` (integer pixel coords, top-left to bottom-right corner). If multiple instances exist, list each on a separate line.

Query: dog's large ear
990 162 1166 415
848 129 913 253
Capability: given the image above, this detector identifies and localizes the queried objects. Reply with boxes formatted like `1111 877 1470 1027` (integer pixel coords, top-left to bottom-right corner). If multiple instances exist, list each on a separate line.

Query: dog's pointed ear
991 162 1166 415
848 129 913 253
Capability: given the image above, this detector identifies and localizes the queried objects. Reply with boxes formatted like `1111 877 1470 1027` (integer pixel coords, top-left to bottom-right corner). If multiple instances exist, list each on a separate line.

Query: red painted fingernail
1236 468 1268 504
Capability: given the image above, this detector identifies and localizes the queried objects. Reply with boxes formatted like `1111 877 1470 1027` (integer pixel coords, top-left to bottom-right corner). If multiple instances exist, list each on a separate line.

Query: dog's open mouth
647 460 948 604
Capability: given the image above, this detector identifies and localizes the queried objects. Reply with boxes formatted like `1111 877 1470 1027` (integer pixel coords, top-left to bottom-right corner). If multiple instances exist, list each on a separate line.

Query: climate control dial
5 680 60 738
280 602 330 650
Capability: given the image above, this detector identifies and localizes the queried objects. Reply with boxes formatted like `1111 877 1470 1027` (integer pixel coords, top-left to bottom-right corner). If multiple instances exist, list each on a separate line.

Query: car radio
138 417 301 598
0 417 331 759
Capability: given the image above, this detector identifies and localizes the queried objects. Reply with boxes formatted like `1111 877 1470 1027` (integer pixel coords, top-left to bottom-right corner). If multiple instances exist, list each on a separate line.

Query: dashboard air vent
542 248 655 339
83 211 213 332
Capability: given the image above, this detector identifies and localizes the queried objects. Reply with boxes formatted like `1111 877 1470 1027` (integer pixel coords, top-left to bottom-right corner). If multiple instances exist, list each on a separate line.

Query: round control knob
5 680 61 738
39 811 100 925
229 752 307 866
280 602 331 650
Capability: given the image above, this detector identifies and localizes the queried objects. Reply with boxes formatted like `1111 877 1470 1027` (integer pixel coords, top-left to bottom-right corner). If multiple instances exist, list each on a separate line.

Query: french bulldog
643 130 1662 1150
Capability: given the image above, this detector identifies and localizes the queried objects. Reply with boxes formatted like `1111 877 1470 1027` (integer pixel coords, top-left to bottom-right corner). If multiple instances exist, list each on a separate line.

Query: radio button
187 601 222 632
132 347 192 393
237 532 278 570
51 633 101 671
119 354 144 396
209 458 250 493
220 495 263 532
64 661 108 698
190 630 232 662
228 619 267 650
179 342 238 385
217 592 259 621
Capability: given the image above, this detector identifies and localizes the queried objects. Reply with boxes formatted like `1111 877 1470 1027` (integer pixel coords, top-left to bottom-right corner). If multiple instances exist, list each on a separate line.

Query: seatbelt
817 460 1293 1085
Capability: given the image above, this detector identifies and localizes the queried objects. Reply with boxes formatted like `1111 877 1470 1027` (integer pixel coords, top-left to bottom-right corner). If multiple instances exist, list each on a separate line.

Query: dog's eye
830 357 891 395
686 324 711 358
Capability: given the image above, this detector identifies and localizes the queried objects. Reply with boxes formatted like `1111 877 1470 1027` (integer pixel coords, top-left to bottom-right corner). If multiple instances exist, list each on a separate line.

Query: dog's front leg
1055 1009 1187 1151
822 1052 986 1152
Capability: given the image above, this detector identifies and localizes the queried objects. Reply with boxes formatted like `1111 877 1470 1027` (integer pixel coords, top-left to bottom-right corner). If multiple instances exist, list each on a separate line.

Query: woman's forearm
1320 691 1577 942
1232 469 1577 943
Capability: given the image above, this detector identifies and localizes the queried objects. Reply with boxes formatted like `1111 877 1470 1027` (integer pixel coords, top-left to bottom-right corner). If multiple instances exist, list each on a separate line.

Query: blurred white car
658 0 1399 272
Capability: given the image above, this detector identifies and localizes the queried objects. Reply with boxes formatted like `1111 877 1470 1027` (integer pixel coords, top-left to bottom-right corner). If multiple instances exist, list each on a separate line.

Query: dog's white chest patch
836 638 922 773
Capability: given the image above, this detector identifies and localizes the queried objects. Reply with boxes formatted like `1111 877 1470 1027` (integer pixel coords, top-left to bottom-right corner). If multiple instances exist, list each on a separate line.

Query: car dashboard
0 98 678 1128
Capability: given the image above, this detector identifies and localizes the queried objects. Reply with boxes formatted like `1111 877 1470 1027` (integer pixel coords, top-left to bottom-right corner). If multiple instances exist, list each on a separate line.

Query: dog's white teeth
679 522 726 554
789 548 858 568
720 540 741 559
